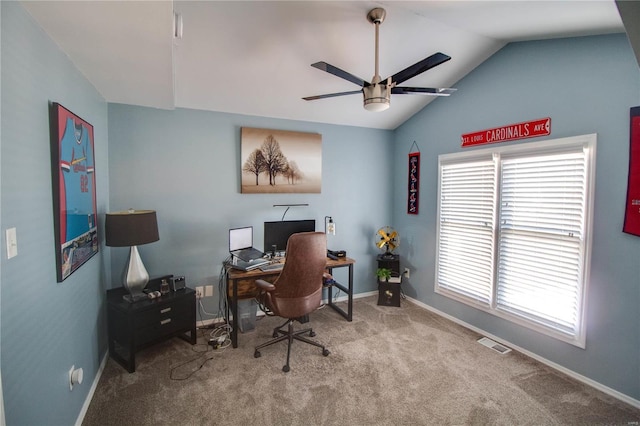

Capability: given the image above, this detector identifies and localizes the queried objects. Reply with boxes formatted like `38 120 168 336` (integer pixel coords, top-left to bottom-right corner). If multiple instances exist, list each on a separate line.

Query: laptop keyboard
260 263 284 272
234 247 264 261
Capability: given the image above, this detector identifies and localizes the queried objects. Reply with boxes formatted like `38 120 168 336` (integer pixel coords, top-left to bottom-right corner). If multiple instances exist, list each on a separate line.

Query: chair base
254 318 329 372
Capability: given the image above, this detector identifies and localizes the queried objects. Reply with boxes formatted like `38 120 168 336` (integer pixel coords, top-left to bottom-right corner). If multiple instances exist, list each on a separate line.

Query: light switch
6 228 17 259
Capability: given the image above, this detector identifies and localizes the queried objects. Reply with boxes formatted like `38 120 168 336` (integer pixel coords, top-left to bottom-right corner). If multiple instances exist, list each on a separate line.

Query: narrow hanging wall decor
407 141 420 215
623 106 640 236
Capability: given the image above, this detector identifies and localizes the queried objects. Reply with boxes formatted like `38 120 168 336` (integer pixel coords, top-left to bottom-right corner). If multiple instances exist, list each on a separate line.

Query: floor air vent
477 337 512 354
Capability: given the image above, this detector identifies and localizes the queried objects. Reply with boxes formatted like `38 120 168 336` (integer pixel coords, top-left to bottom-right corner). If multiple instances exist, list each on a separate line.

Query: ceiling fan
303 8 456 112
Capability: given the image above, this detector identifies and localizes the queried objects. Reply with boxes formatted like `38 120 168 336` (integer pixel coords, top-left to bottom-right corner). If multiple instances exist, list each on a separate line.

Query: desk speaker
171 276 186 291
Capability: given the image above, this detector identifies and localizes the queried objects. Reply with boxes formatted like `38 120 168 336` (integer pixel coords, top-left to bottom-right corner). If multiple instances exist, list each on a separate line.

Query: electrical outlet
404 267 410 279
195 286 204 299
204 285 214 297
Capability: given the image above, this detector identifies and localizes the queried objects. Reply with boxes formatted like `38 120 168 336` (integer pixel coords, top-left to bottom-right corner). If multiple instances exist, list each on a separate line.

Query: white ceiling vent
477 337 512 354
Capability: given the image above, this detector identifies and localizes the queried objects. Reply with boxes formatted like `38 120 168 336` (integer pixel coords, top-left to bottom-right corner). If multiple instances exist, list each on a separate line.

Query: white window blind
435 135 595 347
497 151 587 336
436 159 496 305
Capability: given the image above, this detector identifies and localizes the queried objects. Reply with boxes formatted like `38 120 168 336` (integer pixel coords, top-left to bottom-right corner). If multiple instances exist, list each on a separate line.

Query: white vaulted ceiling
23 1 631 130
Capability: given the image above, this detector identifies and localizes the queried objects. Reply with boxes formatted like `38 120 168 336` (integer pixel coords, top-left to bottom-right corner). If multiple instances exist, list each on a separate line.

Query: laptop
228 257 270 272
229 226 265 262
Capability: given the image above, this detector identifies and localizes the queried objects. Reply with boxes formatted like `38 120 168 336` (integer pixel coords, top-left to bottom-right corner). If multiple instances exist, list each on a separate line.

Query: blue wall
393 34 640 400
2 1 639 423
1 3 110 425
107 105 393 313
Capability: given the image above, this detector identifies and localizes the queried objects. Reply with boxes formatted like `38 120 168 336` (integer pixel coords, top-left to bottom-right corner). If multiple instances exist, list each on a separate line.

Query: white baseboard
324 290 377 304
75 352 108 426
196 317 222 328
405 296 640 410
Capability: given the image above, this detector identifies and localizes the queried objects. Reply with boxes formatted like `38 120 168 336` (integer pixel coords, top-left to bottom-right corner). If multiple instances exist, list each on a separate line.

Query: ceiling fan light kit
363 84 390 112
303 8 456 112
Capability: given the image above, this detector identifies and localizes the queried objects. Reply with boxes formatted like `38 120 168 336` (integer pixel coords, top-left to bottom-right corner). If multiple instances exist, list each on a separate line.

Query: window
435 135 596 347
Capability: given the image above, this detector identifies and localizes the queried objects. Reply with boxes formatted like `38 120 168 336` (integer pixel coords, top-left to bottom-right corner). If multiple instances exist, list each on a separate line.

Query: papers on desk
259 262 284 272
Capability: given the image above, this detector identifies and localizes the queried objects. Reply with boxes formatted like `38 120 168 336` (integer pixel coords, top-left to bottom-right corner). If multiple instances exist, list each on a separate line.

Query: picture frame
623 106 640 236
49 102 99 282
240 127 322 194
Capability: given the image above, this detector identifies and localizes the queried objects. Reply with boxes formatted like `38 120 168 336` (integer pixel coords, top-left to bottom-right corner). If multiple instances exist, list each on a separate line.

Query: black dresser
106 276 196 373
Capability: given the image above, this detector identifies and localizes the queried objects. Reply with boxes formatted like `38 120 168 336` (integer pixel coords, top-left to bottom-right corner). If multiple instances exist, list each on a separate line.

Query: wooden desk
225 257 355 348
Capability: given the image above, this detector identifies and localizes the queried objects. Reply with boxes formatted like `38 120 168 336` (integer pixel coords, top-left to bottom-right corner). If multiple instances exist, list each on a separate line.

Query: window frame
435 134 596 348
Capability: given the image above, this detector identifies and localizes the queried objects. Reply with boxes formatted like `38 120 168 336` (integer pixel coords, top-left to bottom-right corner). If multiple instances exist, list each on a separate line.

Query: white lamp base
122 245 150 303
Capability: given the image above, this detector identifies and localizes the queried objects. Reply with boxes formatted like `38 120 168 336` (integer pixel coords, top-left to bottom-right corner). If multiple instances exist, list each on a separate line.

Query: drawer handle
160 307 172 314
160 318 172 325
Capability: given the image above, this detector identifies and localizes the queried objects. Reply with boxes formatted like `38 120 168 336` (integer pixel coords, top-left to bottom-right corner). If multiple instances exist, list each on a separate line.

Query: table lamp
105 209 159 302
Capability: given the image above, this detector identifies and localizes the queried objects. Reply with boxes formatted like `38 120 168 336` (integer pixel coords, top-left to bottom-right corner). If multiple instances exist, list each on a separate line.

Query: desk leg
325 263 353 322
347 263 353 321
231 277 238 348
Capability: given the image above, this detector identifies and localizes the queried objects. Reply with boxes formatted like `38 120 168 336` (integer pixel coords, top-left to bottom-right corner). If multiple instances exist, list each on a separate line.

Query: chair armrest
255 279 276 292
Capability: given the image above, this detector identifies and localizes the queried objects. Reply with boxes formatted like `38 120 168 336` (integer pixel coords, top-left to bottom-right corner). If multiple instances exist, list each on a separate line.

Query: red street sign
461 117 551 147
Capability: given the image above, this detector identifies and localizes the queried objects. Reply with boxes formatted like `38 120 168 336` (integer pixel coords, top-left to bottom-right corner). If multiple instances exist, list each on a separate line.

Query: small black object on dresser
107 275 196 373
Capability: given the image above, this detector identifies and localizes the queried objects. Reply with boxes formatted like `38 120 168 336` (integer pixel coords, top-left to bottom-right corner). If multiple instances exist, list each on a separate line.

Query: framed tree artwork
240 127 322 194
49 102 99 282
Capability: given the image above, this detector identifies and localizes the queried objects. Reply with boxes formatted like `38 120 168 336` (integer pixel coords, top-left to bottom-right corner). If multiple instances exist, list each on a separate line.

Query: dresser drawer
134 298 192 328
135 315 191 346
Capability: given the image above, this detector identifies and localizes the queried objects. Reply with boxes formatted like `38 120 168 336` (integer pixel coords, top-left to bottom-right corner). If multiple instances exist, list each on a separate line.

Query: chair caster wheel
272 332 279 338
282 365 290 373
322 349 330 357
309 330 316 337
254 350 261 358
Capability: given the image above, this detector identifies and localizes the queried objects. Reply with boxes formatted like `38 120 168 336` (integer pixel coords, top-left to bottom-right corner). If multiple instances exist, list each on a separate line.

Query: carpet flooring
82 296 640 425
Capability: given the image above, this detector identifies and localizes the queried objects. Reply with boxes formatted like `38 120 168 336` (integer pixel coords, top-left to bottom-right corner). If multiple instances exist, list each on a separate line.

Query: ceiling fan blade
303 90 362 101
311 62 369 88
392 87 457 96
387 52 451 85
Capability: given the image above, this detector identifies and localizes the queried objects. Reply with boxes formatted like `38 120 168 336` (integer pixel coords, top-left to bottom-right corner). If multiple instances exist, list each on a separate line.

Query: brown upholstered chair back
264 232 327 319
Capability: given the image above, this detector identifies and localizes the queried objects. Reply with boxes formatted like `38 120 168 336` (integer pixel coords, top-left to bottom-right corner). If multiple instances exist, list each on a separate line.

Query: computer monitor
264 220 316 255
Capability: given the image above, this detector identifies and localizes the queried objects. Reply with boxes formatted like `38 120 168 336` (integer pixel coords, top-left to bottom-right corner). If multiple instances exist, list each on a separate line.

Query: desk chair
254 232 330 372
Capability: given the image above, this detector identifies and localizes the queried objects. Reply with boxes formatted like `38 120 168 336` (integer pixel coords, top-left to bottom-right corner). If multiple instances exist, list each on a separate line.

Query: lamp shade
105 210 159 247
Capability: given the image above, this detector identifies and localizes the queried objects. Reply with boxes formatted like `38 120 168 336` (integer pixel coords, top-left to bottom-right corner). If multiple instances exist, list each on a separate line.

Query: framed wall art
49 102 99 282
623 106 640 237
240 127 322 194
